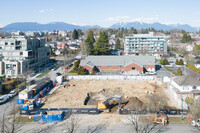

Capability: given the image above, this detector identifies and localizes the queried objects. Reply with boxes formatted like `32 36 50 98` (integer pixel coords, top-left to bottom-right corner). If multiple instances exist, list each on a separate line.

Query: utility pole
181 97 183 120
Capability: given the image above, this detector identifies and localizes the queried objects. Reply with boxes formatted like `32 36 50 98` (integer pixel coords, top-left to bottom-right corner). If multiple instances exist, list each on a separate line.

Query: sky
1 0 200 28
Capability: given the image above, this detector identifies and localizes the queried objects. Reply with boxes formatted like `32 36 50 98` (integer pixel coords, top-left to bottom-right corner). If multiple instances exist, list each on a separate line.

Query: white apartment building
124 32 167 58
0 36 50 78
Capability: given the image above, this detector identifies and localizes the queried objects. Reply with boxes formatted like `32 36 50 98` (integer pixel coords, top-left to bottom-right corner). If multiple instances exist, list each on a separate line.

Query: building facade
0 36 50 78
80 55 155 75
124 32 167 58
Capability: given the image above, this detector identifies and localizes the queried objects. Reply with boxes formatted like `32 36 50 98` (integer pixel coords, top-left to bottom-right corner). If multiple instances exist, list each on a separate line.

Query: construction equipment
152 112 168 125
98 96 122 112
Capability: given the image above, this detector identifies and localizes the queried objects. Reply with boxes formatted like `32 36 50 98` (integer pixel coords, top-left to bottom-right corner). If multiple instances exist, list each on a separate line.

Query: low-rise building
80 55 155 74
124 32 167 58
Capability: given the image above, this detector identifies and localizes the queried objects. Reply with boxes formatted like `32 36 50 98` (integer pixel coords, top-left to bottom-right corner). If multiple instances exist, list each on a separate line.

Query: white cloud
33 9 54 13
105 16 159 24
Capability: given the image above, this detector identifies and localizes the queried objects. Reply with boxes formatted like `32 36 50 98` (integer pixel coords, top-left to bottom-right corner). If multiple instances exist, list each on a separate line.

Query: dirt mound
123 97 143 110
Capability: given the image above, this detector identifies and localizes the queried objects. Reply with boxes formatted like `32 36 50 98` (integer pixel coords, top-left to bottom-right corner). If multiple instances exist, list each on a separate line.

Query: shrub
186 64 200 73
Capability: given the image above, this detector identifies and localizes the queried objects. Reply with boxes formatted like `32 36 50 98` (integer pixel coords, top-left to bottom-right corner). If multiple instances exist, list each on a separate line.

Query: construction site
43 79 178 112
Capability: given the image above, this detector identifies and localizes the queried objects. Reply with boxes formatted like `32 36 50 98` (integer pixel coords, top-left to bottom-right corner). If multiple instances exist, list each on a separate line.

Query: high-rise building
124 32 167 58
0 36 50 78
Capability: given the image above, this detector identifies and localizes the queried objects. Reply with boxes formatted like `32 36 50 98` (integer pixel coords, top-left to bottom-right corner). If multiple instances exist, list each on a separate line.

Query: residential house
168 76 200 108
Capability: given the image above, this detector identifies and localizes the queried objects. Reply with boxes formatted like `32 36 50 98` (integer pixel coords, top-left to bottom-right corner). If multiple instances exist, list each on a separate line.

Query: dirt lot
43 80 177 109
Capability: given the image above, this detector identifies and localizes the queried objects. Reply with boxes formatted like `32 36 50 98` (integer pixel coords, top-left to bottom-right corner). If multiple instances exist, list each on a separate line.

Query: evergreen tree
178 59 184 65
133 29 138 34
163 58 169 65
177 67 183 75
93 30 111 55
175 59 179 65
115 38 121 50
72 29 79 40
85 30 95 54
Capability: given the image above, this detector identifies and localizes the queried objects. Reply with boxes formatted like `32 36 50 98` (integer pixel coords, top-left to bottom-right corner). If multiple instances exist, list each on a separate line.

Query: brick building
80 55 155 74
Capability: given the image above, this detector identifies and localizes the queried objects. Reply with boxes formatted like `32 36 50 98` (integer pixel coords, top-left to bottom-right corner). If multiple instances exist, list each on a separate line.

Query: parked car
56 72 61 76
69 64 73 67
148 71 156 75
29 80 36 85
192 119 200 127
0 95 9 104
8 90 17 98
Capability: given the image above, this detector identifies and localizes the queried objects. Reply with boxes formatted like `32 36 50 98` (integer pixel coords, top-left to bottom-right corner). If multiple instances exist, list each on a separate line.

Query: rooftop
173 75 200 86
80 55 155 67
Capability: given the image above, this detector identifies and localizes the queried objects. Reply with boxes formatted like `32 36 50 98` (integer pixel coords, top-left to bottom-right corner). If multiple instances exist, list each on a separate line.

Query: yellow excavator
98 96 122 112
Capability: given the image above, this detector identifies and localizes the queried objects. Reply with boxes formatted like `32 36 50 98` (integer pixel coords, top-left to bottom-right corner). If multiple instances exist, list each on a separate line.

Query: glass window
5 42 8 45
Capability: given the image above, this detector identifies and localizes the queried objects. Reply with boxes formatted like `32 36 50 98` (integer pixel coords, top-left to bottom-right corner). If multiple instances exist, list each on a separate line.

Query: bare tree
65 114 82 133
189 98 200 121
85 123 106 133
128 112 155 133
0 103 22 133
145 93 168 113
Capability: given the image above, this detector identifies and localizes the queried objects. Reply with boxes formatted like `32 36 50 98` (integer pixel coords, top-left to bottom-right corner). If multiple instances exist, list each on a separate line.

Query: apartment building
0 36 50 78
124 32 167 58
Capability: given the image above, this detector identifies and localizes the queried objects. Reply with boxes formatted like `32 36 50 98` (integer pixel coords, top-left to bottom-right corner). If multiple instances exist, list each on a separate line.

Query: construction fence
119 109 188 115
66 75 155 80
20 108 99 116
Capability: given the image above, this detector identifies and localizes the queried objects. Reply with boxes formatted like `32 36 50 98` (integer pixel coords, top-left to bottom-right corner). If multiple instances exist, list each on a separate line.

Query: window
5 42 8 45
20 52 23 55
0 47 2 49
132 67 135 70
193 86 197 89
118 65 122 68
11 43 14 45
97 66 101 68
108 66 112 68
6 64 10 69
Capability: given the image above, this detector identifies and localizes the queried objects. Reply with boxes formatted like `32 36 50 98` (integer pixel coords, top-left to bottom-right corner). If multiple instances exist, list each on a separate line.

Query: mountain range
1 22 199 32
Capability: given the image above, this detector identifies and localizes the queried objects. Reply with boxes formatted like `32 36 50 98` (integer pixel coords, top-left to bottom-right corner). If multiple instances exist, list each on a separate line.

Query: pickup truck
0 95 9 104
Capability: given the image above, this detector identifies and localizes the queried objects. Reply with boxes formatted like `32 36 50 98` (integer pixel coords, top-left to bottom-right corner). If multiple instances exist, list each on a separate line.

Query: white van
0 95 9 104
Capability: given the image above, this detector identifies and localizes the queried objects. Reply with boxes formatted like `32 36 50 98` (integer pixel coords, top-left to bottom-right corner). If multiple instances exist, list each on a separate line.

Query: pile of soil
123 97 143 110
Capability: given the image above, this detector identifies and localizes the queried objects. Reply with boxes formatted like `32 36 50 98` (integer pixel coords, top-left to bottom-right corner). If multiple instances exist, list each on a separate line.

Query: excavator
98 96 122 112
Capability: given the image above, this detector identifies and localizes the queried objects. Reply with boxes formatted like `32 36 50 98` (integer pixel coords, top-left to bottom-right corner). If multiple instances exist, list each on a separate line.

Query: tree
65 114 81 133
85 30 95 55
177 67 183 75
0 103 22 133
128 111 155 133
72 29 79 40
180 33 192 43
185 97 194 106
115 38 121 50
145 93 168 112
73 60 80 71
175 59 179 65
93 30 111 55
160 58 169 65
178 59 184 65
189 98 200 121
77 67 87 75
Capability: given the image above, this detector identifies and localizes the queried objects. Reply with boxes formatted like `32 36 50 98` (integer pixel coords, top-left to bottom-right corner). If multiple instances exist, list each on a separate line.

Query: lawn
168 116 191 124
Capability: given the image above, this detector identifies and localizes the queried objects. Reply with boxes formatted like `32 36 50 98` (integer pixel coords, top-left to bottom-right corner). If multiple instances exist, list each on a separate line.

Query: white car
8 90 16 98
191 119 200 127
148 71 156 75
0 95 9 104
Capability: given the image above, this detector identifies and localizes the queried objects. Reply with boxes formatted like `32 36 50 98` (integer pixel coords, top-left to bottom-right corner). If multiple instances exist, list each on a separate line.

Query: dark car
29 80 36 85
56 72 61 76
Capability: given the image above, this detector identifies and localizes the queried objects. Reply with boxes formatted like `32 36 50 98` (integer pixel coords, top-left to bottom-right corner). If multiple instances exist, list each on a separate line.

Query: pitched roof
80 55 155 67
173 76 200 86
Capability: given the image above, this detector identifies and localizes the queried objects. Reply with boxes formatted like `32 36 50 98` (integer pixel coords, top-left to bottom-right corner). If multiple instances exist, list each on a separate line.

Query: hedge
163 66 178 76
186 64 200 74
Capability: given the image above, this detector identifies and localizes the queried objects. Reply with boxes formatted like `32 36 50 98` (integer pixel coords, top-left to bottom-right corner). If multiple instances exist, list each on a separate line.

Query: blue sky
1 0 200 27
